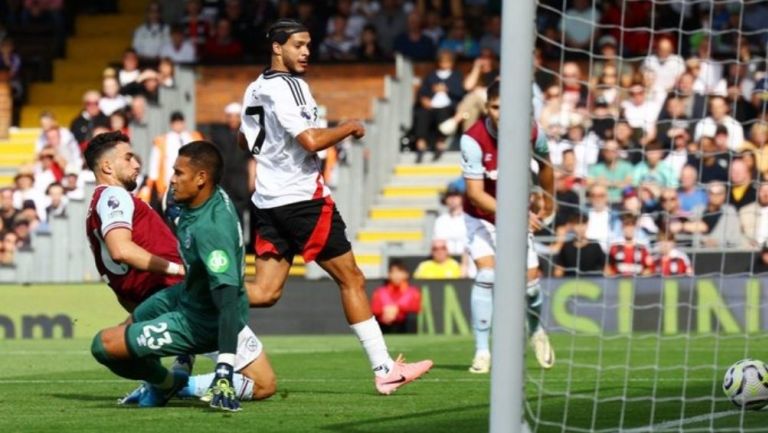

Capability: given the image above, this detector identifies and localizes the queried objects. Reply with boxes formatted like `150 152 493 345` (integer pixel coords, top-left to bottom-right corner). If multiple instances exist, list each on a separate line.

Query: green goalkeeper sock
526 279 543 337
91 332 170 386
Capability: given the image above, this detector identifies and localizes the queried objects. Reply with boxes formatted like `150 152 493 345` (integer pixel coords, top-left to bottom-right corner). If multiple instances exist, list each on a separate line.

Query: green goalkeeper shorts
131 282 185 323
125 310 219 358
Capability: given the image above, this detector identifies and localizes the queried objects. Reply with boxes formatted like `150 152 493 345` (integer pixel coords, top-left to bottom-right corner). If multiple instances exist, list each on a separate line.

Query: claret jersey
86 185 182 304
240 69 330 209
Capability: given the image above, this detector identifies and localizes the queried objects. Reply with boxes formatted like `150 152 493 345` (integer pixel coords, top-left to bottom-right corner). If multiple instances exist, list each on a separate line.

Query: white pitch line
622 410 738 433
0 377 491 384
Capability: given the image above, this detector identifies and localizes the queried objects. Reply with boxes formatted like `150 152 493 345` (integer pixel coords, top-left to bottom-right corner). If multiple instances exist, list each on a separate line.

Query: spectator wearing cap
136 69 161 104
553 213 606 277
12 170 45 218
393 11 436 62
413 239 462 279
141 111 203 208
159 24 197 64
592 35 633 81
432 185 467 260
559 0 601 53
587 139 633 203
739 183 768 247
677 165 707 213
690 181 747 249
132 1 170 61
70 90 109 147
693 96 744 152
728 158 757 211
633 140 678 189
210 102 254 225
34 145 61 195
642 37 685 92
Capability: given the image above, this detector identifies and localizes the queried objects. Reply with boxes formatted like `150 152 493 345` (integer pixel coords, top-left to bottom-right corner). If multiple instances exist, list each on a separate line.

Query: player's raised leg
91 317 191 408
317 251 433 395
245 254 292 307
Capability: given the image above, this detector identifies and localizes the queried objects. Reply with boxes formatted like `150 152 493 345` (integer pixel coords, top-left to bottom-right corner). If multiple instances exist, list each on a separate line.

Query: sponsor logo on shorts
245 336 259 352
207 250 230 273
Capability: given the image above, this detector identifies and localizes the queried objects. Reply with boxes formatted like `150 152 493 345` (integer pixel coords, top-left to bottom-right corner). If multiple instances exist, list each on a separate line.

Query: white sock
182 373 255 401
350 316 394 377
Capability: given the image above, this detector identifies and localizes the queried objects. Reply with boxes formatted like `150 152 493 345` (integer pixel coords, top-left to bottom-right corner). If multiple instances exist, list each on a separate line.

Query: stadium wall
2 277 768 340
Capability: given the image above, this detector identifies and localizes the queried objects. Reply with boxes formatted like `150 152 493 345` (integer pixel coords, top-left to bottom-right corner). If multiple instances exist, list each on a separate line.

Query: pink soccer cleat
375 354 433 395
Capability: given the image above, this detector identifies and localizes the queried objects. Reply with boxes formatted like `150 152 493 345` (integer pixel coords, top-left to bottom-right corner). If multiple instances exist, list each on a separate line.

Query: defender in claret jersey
461 81 556 374
90 141 276 412
239 19 432 395
85 131 184 312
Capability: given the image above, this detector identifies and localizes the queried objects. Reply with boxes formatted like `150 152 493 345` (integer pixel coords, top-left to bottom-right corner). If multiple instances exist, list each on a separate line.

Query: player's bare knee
253 374 277 400
339 266 366 292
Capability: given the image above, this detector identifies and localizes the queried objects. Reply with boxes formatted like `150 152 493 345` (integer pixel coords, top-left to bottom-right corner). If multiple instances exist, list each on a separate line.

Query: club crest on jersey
107 196 120 209
299 105 318 122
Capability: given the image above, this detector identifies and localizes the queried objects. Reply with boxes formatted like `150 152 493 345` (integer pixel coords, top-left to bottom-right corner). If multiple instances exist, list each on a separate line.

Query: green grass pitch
1 334 766 432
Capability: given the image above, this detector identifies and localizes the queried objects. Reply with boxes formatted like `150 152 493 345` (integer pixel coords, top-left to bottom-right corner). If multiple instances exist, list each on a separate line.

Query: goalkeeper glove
202 362 241 412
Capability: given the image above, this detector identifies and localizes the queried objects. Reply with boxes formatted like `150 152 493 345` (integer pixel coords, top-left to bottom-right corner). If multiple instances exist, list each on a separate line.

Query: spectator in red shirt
606 213 654 277
371 260 422 334
653 230 692 276
202 17 243 63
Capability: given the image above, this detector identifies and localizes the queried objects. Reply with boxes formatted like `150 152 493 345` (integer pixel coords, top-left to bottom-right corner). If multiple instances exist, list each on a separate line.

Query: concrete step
387 175 456 186
0 175 13 187
21 105 81 128
375 195 442 208
0 153 35 166
382 184 445 198
394 164 462 177
398 150 462 165
356 229 424 243
67 36 129 60
360 219 425 231
54 59 105 82
28 81 100 106
369 207 425 220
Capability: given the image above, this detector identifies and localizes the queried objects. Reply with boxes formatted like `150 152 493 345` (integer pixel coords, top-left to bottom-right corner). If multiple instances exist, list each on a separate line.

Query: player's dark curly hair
486 80 500 102
84 131 131 171
266 18 308 45
178 140 224 185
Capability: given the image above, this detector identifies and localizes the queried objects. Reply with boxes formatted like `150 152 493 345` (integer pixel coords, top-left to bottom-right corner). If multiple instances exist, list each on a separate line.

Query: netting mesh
527 1 768 431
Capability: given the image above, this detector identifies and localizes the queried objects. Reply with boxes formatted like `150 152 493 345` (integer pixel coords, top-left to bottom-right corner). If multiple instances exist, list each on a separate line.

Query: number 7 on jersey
245 105 266 155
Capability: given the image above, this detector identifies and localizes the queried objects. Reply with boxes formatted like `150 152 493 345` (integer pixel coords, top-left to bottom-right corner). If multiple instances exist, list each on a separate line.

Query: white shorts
204 326 264 372
464 213 539 269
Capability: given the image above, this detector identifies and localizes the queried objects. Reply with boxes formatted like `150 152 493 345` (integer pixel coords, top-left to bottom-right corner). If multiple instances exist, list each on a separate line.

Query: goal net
527 0 768 431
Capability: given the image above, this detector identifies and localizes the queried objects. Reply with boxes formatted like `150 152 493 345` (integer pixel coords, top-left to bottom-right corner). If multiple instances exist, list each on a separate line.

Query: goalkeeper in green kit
91 140 259 412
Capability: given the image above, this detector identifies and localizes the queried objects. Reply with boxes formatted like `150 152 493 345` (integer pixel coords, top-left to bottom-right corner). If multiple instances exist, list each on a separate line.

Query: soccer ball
722 359 768 410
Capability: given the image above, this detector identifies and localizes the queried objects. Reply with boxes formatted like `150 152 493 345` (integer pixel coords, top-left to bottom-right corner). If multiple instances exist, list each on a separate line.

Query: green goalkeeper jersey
176 187 249 327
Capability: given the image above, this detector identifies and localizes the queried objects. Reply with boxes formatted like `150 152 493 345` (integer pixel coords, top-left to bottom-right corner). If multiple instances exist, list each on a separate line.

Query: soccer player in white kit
238 19 432 395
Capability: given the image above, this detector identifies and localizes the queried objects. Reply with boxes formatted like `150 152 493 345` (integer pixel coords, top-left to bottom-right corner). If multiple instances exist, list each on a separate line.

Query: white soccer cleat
530 327 555 369
468 352 491 374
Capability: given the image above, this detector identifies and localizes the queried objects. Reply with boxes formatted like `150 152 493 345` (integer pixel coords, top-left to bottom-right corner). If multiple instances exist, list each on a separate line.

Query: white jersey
240 70 330 209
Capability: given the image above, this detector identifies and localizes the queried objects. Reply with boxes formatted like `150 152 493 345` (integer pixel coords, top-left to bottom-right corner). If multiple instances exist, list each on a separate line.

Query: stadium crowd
2 0 768 279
